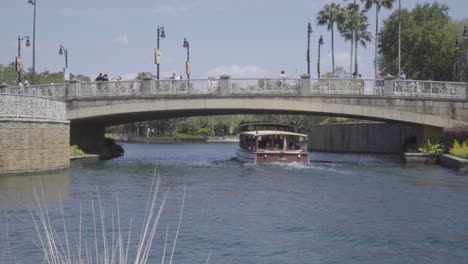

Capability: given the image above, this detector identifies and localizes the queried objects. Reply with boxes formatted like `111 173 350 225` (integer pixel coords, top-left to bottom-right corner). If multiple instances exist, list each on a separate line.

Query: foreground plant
418 139 444 164
29 168 186 264
449 139 468 159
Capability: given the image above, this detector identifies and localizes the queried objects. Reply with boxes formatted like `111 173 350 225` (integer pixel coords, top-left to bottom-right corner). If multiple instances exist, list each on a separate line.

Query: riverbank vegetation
69 145 85 156
106 115 361 141
449 140 468 159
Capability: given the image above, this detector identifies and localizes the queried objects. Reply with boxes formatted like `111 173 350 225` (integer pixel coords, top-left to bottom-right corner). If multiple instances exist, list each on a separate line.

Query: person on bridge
400 71 406 80
280 70 287 80
280 71 287 89
95 73 103 82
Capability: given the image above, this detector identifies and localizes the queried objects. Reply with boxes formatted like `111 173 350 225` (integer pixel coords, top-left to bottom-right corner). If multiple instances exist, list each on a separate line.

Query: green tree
0 62 17 85
340 3 359 77
317 3 346 78
353 10 372 75
378 2 462 80
361 0 396 77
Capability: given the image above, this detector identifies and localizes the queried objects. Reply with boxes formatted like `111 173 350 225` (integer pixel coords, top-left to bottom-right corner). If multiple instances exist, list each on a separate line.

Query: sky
1 0 467 80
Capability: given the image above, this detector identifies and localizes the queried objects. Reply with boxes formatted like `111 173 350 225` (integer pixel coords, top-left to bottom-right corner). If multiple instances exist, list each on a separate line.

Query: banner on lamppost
155 49 161 64
16 57 24 72
306 47 310 62
186 61 191 75
64 69 70 81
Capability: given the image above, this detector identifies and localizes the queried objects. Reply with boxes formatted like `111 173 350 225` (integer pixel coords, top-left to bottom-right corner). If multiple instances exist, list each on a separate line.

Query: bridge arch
67 96 466 128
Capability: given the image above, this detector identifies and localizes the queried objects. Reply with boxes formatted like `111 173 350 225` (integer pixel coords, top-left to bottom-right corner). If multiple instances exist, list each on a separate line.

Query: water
1 143 468 263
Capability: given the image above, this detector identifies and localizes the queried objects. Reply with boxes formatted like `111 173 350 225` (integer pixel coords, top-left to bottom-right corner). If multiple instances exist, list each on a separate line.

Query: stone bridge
1 76 468 155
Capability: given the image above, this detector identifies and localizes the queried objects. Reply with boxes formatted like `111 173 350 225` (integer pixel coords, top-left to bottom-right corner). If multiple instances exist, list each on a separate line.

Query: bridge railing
391 80 467 98
2 83 68 98
78 80 142 97
0 94 66 121
1 77 467 99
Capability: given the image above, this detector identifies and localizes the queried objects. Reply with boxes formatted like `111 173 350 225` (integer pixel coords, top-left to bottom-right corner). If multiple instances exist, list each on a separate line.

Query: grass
129 134 206 143
21 166 188 264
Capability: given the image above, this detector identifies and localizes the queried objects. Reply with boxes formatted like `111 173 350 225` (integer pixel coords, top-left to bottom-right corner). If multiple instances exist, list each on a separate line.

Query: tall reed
28 169 185 264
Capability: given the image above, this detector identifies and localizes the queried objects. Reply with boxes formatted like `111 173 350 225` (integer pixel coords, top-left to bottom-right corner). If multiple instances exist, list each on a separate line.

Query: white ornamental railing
2 78 467 99
393 80 467 98
0 94 66 121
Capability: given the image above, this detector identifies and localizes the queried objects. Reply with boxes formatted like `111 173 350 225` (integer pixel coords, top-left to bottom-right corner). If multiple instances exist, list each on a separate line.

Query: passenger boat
236 122 309 164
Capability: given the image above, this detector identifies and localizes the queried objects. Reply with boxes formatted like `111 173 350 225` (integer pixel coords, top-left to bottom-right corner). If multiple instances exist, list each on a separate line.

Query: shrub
418 139 444 156
449 139 468 159
442 126 468 152
175 133 205 141
69 145 85 156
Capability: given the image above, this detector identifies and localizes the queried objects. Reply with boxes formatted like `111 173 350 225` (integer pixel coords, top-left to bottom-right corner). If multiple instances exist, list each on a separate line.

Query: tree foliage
378 2 464 81
317 3 346 78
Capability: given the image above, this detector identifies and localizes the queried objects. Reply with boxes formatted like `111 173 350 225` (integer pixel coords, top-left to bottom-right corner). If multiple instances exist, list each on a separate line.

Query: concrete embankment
308 122 416 154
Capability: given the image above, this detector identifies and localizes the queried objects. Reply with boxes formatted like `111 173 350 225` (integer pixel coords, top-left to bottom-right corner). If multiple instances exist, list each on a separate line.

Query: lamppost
463 26 468 83
457 26 468 83
28 0 36 85
317 35 324 78
183 38 190 79
156 26 166 80
307 22 312 76
17 35 30 84
59 45 68 81
455 39 460 81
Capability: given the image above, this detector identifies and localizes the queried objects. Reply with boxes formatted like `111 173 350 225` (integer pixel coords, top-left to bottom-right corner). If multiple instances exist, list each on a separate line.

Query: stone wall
308 122 417 154
0 121 70 174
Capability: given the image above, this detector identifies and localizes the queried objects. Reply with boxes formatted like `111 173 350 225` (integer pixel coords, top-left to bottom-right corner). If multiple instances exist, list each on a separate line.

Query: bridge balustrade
0 94 66 121
393 80 466 98
1 78 466 100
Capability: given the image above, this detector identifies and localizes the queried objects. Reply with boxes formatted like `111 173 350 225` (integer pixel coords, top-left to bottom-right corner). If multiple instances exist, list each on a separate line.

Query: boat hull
236 148 309 164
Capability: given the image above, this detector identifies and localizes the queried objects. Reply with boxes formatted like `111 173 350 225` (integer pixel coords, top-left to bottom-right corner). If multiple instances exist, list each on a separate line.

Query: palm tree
362 0 395 77
339 3 360 78
317 3 346 78
353 10 372 75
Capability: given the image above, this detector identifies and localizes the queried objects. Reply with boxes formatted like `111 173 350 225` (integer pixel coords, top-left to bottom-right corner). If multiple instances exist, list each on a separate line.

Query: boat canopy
239 130 308 137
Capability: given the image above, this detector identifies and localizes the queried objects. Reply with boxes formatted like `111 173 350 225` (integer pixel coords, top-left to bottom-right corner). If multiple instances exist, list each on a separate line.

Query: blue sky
1 0 467 80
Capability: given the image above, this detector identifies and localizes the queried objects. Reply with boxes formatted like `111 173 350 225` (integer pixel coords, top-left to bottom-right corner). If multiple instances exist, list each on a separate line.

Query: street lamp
28 0 36 85
16 35 30 84
183 38 190 79
156 26 166 80
59 45 68 81
307 22 312 76
317 35 324 78
455 39 460 81
463 26 468 83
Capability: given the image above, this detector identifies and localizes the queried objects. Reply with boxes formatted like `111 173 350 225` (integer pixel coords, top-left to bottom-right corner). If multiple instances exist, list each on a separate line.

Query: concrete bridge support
70 122 124 158
308 123 417 154
416 125 443 146
70 123 106 154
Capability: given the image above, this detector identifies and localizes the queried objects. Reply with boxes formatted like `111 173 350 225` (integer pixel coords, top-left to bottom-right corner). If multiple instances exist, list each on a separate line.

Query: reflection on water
0 170 70 209
1 143 468 263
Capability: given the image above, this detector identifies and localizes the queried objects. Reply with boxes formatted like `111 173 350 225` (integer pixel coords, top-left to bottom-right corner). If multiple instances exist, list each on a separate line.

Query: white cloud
112 35 129 46
206 65 271 78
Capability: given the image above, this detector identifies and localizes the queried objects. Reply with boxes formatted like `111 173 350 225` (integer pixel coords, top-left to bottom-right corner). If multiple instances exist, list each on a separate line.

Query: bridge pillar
416 125 443 146
67 79 81 97
70 122 106 154
141 77 153 95
70 122 124 157
219 75 231 94
0 83 10 93
384 75 397 94
300 74 311 94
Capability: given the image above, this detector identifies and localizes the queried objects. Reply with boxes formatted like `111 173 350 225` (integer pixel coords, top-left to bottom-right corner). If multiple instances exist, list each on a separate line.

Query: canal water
1 143 468 263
